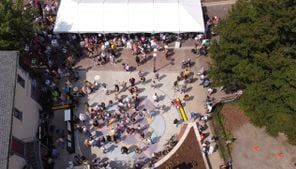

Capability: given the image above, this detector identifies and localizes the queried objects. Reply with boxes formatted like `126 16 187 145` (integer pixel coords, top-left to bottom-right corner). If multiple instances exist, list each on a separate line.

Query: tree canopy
209 0 296 144
0 0 36 50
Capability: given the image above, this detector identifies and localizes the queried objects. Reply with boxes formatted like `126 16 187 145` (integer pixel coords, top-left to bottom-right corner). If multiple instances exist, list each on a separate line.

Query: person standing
138 71 143 78
121 146 129 154
173 81 179 92
173 118 180 127
120 81 127 92
109 54 116 64
135 55 141 66
140 76 146 83
154 72 160 81
208 88 214 95
124 63 130 71
129 77 136 86
151 80 156 88
114 84 120 92
153 93 158 102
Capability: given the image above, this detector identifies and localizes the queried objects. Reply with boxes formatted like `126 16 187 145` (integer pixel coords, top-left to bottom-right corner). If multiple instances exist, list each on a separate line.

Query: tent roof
54 0 205 33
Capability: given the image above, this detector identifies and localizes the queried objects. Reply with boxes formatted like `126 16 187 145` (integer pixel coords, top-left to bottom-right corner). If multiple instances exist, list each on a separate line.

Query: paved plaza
52 47 224 169
78 71 185 167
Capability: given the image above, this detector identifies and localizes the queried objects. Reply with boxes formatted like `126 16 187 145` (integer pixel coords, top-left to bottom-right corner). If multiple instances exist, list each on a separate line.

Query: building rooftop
0 51 18 169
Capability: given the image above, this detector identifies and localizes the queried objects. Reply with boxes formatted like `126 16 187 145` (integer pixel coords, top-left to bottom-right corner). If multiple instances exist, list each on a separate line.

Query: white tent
53 0 205 33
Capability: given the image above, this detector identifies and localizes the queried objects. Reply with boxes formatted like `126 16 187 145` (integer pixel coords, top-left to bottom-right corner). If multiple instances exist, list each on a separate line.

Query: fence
210 103 232 162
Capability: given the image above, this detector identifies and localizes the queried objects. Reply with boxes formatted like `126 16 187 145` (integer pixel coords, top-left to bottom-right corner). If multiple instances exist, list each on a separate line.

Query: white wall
8 155 26 169
12 66 42 140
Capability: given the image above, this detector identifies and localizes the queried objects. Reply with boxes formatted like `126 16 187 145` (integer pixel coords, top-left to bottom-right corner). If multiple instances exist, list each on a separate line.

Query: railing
220 90 243 103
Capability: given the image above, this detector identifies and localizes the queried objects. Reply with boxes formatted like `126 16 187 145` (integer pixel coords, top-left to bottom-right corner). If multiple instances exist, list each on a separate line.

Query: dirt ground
220 104 249 132
221 104 296 169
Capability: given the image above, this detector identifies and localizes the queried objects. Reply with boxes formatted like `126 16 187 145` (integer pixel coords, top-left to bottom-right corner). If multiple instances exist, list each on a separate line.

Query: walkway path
202 0 237 6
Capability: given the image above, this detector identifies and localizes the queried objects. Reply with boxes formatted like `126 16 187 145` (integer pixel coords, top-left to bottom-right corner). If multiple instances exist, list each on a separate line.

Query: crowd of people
71 69 193 168
18 0 218 169
69 65 218 168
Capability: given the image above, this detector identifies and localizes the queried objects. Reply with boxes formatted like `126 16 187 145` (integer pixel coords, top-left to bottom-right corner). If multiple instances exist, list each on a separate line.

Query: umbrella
79 113 87 121
203 80 210 87
73 87 78 92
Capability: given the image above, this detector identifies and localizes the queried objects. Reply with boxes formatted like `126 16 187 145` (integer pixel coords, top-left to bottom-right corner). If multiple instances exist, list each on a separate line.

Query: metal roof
0 51 18 169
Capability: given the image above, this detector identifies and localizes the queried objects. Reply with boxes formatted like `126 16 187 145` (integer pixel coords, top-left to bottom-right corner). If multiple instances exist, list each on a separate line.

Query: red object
252 145 260 152
200 133 205 141
276 153 284 158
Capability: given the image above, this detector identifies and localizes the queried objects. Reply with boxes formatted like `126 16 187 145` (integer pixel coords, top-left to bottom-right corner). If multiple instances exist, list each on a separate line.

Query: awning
54 0 205 33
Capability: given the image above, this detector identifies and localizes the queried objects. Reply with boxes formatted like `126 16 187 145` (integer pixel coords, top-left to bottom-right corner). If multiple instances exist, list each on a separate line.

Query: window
14 108 23 121
17 75 25 88
31 78 39 101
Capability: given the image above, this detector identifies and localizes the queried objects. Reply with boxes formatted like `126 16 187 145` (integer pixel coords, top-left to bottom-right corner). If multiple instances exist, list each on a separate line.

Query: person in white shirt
124 63 130 71
208 88 214 95
153 93 158 102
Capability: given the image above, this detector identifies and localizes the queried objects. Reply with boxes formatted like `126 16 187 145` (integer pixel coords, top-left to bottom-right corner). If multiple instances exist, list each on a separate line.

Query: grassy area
210 103 232 162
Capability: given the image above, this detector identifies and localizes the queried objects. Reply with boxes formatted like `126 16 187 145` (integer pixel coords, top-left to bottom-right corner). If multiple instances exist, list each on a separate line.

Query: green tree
0 0 37 50
209 0 296 144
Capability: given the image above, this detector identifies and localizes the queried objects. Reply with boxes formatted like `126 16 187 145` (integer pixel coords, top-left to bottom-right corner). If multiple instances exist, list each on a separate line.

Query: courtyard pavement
53 46 224 169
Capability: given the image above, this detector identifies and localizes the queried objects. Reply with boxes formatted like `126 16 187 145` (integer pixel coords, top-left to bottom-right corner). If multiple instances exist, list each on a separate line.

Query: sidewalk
202 0 237 6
